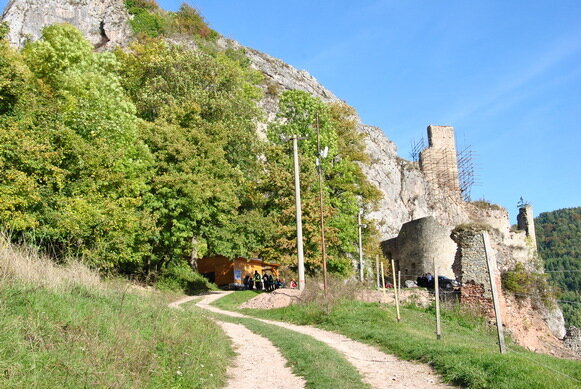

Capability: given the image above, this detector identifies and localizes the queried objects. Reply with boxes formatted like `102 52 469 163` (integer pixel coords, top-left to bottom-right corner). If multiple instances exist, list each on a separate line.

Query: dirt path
188 291 452 389
170 293 306 389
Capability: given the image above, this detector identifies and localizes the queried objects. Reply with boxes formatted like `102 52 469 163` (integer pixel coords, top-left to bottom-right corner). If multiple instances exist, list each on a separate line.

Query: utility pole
358 210 364 282
434 259 442 340
282 135 307 291
315 115 328 294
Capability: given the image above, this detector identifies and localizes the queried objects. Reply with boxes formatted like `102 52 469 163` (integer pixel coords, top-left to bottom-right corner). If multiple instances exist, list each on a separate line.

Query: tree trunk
188 236 199 272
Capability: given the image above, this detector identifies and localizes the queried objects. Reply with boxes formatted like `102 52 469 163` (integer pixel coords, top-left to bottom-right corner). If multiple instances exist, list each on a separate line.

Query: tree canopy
0 23 382 283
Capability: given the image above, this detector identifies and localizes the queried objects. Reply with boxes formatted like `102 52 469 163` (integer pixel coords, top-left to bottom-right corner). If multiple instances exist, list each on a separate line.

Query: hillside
536 207 581 327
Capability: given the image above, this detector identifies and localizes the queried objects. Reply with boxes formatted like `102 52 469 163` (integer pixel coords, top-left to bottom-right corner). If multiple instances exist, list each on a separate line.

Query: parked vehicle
416 275 460 290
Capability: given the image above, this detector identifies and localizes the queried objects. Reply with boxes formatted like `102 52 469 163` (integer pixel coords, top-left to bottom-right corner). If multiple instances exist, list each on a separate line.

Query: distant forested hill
536 207 581 327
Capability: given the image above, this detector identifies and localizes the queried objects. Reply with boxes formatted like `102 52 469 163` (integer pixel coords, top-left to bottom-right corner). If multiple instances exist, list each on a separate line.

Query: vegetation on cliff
0 22 380 285
536 207 581 327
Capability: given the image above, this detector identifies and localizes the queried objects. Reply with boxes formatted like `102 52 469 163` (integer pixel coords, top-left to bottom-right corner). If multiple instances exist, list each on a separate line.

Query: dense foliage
0 23 381 282
535 207 581 327
124 0 218 40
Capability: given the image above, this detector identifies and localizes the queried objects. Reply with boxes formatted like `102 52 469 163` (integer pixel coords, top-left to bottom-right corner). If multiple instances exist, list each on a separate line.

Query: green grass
204 310 369 389
213 291 581 389
0 283 232 388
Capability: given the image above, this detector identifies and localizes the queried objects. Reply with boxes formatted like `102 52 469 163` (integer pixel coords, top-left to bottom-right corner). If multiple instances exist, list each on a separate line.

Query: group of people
243 271 285 291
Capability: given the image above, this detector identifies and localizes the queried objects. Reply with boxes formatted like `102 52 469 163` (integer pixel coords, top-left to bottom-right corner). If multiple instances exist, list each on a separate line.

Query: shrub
125 1 218 40
155 261 217 295
501 263 557 306
471 199 504 211
125 0 167 38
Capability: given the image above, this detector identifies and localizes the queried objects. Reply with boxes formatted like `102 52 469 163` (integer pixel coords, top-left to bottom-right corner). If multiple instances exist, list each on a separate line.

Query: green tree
0 24 154 269
117 39 268 274
535 207 581 327
262 91 381 276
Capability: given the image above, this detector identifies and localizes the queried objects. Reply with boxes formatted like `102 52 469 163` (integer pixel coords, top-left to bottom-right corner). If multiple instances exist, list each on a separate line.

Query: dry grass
0 233 102 292
301 275 364 314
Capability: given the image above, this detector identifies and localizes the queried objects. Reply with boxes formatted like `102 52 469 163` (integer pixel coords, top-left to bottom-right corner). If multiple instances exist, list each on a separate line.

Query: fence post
398 270 402 296
376 255 380 290
391 259 401 322
434 259 442 340
482 233 506 354
380 262 387 301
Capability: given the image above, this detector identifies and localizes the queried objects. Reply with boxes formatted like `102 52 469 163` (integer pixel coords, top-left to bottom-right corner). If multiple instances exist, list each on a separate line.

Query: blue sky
2 0 579 220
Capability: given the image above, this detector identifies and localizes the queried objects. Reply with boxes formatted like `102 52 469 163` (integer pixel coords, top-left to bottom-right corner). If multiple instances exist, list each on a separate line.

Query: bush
155 261 217 295
125 1 218 40
501 263 557 305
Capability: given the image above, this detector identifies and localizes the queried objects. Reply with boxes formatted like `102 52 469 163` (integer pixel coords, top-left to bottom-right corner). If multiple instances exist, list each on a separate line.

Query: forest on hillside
536 207 581 327
0 2 382 286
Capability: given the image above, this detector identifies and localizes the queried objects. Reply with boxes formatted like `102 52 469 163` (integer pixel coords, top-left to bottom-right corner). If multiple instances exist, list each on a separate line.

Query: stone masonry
450 229 503 318
381 216 456 280
517 204 537 248
419 125 460 195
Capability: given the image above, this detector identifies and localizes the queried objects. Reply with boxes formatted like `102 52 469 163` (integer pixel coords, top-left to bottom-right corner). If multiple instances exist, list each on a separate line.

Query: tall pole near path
291 136 306 291
316 115 328 294
434 259 442 340
358 210 364 282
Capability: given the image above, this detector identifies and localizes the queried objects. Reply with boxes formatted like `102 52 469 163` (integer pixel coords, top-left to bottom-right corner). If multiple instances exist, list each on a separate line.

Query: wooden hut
197 255 280 287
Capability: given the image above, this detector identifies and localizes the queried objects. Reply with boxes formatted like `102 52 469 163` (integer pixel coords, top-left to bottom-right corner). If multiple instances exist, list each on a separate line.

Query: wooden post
391 259 401 322
482 233 507 354
376 255 380 290
380 262 387 301
398 270 402 296
434 259 442 340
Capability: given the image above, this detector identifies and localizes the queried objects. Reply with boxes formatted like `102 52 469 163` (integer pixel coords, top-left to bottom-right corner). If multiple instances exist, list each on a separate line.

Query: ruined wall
419 125 460 195
381 216 456 280
450 229 502 317
517 204 537 248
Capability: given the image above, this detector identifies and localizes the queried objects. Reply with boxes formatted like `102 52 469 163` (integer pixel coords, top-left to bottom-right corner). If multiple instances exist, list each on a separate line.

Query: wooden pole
391 259 401 322
376 255 380 290
434 259 442 340
315 115 328 294
482 233 507 354
398 270 402 296
380 262 387 301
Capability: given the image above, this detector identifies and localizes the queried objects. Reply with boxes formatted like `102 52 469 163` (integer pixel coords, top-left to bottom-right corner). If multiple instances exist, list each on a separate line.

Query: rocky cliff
1 0 132 49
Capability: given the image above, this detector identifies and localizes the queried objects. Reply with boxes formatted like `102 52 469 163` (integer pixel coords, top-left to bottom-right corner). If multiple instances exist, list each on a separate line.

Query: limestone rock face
230 39 457 239
1 0 132 49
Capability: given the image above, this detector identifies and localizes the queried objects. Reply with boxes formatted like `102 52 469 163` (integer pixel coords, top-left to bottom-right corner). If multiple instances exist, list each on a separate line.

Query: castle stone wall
451 229 504 318
381 216 456 280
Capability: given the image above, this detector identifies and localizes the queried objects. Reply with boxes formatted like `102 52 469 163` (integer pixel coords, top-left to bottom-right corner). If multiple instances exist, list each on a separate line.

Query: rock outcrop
1 0 132 49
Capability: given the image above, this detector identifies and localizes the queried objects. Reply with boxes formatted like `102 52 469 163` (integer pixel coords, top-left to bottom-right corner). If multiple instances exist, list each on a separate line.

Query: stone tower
419 125 460 194
517 204 537 248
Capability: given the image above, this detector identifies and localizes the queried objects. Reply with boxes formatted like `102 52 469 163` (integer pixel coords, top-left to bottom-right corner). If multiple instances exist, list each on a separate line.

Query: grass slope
0 284 232 388
213 291 581 389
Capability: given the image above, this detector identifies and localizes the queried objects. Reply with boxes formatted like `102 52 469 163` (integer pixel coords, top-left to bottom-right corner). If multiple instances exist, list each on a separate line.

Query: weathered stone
517 204 537 248
564 326 581 357
381 216 456 280
1 0 132 49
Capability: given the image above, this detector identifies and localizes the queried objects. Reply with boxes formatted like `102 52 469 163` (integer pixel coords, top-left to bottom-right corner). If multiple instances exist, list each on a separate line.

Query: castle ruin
419 125 461 197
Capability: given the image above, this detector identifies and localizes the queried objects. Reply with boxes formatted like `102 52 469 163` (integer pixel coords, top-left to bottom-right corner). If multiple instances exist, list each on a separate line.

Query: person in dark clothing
267 274 275 291
254 271 262 290
243 275 250 290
